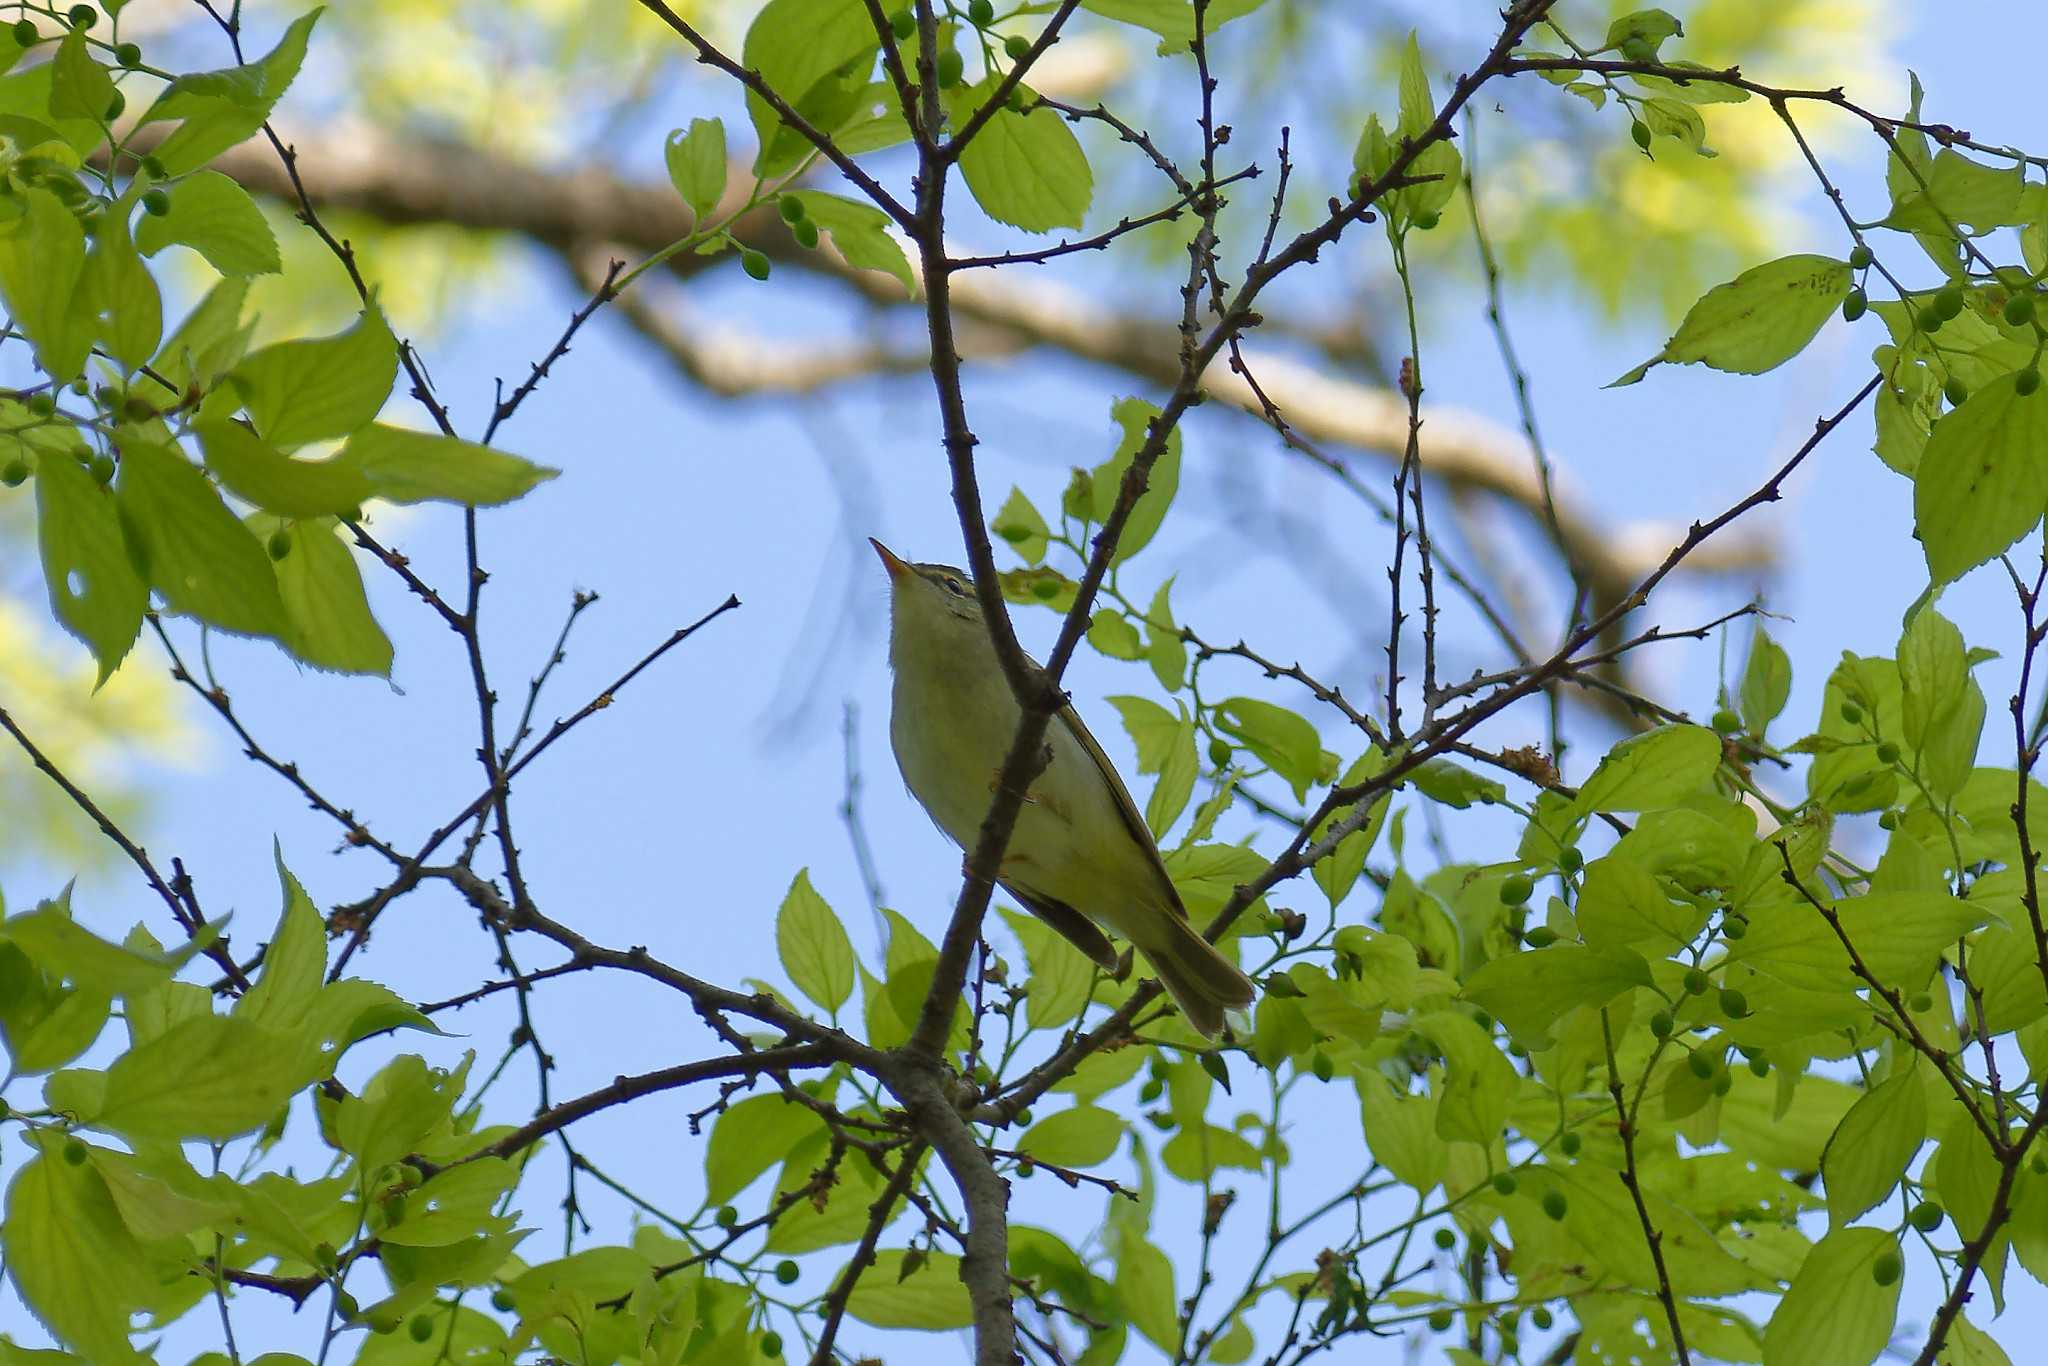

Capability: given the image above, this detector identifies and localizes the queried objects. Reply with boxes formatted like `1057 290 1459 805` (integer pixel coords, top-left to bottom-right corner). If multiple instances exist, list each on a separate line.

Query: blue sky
7 1 2048 1361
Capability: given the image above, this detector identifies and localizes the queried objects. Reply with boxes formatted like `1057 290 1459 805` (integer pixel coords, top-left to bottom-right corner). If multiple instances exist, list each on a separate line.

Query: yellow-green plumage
872 539 1255 1038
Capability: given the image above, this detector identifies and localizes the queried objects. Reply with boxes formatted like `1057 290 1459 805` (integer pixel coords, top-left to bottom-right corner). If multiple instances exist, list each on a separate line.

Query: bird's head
870 538 986 637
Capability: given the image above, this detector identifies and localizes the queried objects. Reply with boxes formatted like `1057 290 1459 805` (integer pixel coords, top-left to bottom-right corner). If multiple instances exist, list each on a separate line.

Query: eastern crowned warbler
872 538 1255 1038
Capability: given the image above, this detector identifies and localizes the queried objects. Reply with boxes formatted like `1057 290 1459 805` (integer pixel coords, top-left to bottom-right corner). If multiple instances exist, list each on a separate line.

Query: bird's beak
869 538 911 582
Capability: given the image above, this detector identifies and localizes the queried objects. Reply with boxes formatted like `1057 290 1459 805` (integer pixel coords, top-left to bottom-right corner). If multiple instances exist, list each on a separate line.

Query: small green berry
142 188 170 216
88 453 114 485
1879 809 1900 830
1712 1069 1733 1096
1718 988 1748 1019
1139 1077 1163 1103
1910 1200 1945 1233
1876 741 1901 765
740 249 771 281
2019 367 2043 397
1542 1190 1568 1220
408 1317 435 1344
1711 708 1741 734
1683 968 1709 996
490 1289 516 1313
1491 1171 1518 1196
1849 243 1873 269
1524 926 1559 948
1630 120 1651 151
1208 738 1232 767
1412 210 1440 230
1917 306 1945 333
368 1309 402 1335
1721 916 1747 941
1943 376 1968 407
761 1332 784 1360
10 18 36 45
26 392 54 416
1558 847 1584 874
1559 1132 1582 1157
1650 1010 1673 1037
116 41 140 68
1004 34 1031 61
1013 1107 1033 1126
2005 293 2036 326
778 195 806 225
1 459 28 487
1748 1055 1770 1077
1687 1051 1715 1079
1909 992 1934 1013
716 1205 739 1228
1872 1250 1902 1286
1433 1227 1456 1249
1935 285 1965 320
968 0 994 25
775 1259 799 1285
268 529 292 561
936 48 965 88
68 5 96 30
1840 701 1863 725
888 8 914 40
1841 288 1867 322
104 89 124 121
792 218 819 249
1429 1309 1455 1332
1499 874 1534 906
63 1138 88 1165
1030 576 1059 600
334 1291 360 1322
1532 1306 1554 1331
139 154 166 181
1311 1051 1334 1082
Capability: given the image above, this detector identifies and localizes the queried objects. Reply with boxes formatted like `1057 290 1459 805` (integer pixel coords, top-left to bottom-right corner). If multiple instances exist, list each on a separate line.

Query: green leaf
153 277 254 395
764 1137 884 1253
991 486 1050 564
1114 1230 1178 1351
79 215 163 375
704 1092 823 1205
0 189 92 381
847 1251 974 1329
1356 1073 1443 1194
1761 1226 1901 1366
1383 33 1462 222
1313 749 1391 909
1407 758 1504 809
198 420 373 517
1018 1105 1123 1167
1939 1315 2016 1366
776 869 855 1014
7 984 109 1075
133 170 281 276
1079 0 1265 44
741 0 878 178
1612 254 1849 386
342 425 558 507
35 452 147 682
234 852 327 1032
115 438 288 637
379 1157 518 1248
1146 710 1198 838
1088 398 1181 565
94 1014 314 1140
1574 724 1721 814
664 117 726 221
1142 577 1186 692
1214 697 1320 801
1575 854 1704 952
136 10 320 176
1885 148 2028 235
1740 628 1792 733
1087 609 1144 661
999 907 1095 1030
264 517 393 675
2 904 198 996
1914 373 2048 586
952 83 1093 233
1461 945 1651 1046
1821 1067 1926 1227
1900 607 1982 796
2 1138 157 1365
1603 8 1683 56
787 190 915 296
231 306 398 450
1413 1011 1517 1146
48 28 114 124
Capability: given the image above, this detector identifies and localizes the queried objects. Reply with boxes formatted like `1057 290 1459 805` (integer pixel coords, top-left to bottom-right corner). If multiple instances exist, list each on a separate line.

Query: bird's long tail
1138 912 1257 1040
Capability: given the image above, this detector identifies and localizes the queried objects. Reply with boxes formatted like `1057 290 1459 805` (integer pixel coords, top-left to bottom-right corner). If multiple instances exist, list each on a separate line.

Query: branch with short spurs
1599 1011 1690 1366
808 1139 930 1366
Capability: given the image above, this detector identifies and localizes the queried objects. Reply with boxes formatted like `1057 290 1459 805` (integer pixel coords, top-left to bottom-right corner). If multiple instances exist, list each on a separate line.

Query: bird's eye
943 576 966 597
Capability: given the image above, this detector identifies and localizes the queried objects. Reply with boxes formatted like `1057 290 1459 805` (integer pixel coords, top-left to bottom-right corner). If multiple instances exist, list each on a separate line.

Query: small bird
872 538 1256 1038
